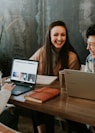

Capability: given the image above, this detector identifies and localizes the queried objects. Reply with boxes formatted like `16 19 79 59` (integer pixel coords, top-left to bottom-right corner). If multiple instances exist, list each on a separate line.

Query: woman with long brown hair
29 20 80 133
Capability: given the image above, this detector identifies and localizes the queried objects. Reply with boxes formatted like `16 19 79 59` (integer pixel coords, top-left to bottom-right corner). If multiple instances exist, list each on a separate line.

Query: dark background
0 0 95 77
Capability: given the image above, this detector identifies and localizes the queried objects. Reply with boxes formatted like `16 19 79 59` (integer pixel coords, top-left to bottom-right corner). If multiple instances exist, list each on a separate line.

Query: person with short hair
66 24 95 133
85 24 95 72
84 24 95 132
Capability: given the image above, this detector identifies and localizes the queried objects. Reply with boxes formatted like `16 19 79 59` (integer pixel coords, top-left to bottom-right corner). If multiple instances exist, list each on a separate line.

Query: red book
24 87 60 103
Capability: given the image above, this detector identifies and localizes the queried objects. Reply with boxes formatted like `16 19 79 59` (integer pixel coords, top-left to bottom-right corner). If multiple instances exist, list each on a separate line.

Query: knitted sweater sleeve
0 89 11 114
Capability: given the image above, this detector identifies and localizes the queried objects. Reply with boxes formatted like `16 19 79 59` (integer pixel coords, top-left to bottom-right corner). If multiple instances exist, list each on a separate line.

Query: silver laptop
64 69 95 100
10 58 38 96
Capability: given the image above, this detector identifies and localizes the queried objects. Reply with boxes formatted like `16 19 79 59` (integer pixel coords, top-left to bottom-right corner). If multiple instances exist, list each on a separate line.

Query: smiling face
50 26 66 52
87 36 95 58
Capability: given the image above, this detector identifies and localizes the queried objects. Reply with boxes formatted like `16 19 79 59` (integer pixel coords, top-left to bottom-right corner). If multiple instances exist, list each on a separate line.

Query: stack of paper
36 75 57 85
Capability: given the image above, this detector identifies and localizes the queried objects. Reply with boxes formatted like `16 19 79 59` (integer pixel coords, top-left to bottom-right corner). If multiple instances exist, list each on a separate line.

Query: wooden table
9 80 95 126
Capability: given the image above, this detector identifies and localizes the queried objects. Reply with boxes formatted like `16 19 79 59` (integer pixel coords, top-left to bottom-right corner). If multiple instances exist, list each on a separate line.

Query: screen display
11 59 38 84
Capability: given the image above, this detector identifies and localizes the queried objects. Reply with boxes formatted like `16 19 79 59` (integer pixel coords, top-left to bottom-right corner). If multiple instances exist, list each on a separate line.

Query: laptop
10 58 38 96
64 69 95 100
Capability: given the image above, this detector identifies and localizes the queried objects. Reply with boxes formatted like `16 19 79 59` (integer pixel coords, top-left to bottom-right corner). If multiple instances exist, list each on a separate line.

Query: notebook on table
64 69 95 100
10 58 38 96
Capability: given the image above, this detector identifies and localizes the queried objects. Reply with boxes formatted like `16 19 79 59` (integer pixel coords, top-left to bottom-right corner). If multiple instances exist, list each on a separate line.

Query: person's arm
0 83 15 114
68 51 81 70
29 47 45 75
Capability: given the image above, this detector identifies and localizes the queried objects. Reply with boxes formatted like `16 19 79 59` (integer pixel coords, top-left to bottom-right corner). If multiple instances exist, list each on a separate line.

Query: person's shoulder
68 51 79 63
29 46 45 60
34 46 45 56
86 54 91 61
68 51 80 69
86 54 92 59
68 51 77 58
38 46 45 52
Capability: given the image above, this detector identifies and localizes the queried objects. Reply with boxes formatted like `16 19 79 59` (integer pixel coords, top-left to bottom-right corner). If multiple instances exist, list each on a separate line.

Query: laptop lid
10 58 38 86
64 69 95 100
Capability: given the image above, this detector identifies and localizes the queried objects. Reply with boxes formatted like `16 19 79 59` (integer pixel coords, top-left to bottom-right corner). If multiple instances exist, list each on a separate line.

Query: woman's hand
2 83 16 91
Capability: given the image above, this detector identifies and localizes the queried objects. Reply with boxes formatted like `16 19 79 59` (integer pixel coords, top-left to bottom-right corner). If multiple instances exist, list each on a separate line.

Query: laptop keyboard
12 85 32 95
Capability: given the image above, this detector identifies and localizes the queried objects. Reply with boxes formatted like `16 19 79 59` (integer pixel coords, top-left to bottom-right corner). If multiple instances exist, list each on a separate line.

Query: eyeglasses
87 43 95 48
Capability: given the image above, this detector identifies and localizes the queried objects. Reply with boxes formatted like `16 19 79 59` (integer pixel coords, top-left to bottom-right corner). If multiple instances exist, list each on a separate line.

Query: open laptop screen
10 59 38 85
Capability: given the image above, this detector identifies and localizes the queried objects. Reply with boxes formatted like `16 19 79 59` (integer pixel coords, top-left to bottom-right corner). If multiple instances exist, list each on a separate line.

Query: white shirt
0 89 11 114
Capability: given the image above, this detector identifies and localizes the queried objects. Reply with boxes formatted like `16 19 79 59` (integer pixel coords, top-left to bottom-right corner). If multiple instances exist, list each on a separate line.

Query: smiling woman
30 20 81 76
29 20 81 133
50 26 66 52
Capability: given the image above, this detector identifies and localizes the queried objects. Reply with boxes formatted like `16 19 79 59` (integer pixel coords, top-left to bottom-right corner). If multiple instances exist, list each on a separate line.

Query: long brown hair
43 20 80 75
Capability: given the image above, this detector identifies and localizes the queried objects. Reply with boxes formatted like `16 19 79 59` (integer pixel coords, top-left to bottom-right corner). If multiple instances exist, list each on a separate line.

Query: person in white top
0 83 19 130
0 83 15 114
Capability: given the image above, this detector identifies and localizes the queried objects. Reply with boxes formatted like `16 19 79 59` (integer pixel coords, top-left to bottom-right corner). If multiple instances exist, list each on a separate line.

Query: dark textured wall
0 0 95 76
